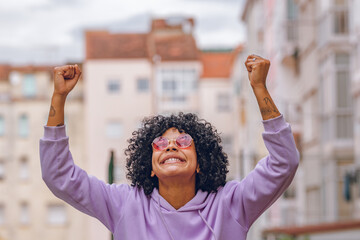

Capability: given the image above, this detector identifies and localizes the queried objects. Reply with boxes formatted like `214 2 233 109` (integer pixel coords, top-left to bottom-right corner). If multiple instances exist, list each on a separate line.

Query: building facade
0 65 86 240
242 0 360 239
83 18 241 240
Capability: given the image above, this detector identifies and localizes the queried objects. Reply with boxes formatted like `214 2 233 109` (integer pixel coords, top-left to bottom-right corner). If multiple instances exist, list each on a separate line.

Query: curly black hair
125 112 229 196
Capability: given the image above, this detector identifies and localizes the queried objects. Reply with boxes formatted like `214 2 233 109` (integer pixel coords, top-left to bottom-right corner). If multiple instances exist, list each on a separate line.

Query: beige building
84 17 242 240
199 49 242 179
0 65 86 240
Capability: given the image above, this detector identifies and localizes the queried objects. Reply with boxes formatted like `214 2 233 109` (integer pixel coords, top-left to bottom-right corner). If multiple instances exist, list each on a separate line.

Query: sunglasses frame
152 133 193 151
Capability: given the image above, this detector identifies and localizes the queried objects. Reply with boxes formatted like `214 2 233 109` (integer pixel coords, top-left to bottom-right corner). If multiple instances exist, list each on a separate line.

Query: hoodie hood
151 187 218 240
151 187 210 212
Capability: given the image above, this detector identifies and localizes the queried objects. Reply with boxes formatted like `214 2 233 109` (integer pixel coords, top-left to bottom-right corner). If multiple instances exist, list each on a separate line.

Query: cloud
84 12 152 33
0 0 245 64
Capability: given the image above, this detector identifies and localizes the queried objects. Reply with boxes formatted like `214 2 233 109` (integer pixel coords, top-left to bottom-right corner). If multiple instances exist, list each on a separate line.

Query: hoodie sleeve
224 115 299 230
39 125 130 233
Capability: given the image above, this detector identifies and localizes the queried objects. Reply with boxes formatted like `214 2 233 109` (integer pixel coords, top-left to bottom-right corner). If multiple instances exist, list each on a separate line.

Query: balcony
318 7 350 49
281 20 299 71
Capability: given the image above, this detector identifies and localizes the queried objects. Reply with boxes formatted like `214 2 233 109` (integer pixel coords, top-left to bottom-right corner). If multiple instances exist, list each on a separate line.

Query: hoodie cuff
43 125 67 140
262 115 287 133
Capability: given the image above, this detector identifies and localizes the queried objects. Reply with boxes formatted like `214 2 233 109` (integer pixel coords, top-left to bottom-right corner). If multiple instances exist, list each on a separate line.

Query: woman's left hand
244 55 270 90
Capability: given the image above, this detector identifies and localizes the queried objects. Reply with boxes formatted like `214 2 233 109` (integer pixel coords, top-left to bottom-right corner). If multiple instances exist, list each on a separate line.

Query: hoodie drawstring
158 196 175 240
198 210 217 240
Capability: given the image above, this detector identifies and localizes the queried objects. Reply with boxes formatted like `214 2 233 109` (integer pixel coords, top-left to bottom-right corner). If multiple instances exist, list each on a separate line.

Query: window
286 0 298 41
106 122 123 139
222 135 233 154
137 78 149 92
0 160 5 180
159 68 197 103
107 79 121 93
18 114 29 137
47 204 67 225
20 202 30 225
0 205 4 225
217 93 231 112
320 53 353 142
0 116 4 136
333 0 349 34
335 53 353 140
336 71 351 108
162 79 177 92
287 0 298 20
23 74 36 98
10 71 21 85
19 157 29 180
162 79 185 102
318 0 349 46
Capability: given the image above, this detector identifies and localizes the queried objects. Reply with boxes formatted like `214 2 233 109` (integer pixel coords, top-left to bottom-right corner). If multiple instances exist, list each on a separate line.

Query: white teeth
163 158 183 164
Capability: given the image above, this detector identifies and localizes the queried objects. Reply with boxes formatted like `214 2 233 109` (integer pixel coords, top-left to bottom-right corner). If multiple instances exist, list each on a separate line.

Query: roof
85 17 201 61
86 31 149 59
86 30 200 62
0 65 55 84
263 220 360 236
0 65 11 82
151 34 199 61
200 46 243 79
11 65 53 73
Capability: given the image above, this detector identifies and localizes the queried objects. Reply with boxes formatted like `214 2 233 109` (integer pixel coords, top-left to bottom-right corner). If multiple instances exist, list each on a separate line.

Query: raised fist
53 64 82 96
244 55 270 90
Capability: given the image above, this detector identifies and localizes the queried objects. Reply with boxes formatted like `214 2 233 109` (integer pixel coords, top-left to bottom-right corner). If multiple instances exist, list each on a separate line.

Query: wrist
51 93 67 105
251 85 268 94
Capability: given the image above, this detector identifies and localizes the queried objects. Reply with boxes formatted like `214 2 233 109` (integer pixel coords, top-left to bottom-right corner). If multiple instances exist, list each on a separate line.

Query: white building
242 0 360 239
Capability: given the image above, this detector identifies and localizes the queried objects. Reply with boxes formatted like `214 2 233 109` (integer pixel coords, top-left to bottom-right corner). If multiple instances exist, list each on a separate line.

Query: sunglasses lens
152 137 168 150
176 134 192 148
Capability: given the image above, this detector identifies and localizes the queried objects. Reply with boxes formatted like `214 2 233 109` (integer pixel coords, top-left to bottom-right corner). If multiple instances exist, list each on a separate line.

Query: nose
165 139 178 152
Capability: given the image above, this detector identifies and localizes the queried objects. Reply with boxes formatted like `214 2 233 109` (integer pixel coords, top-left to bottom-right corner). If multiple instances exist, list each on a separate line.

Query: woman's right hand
47 65 81 126
53 64 82 97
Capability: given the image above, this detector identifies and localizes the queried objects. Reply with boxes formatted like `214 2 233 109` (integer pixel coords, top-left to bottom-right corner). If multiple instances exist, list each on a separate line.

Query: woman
40 55 299 240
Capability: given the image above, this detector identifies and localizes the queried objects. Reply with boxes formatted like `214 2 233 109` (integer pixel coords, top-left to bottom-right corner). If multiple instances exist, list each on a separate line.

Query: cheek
191 145 197 158
151 151 160 167
187 146 198 164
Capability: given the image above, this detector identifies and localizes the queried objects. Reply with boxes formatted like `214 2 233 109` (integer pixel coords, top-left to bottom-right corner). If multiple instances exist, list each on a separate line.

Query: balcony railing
318 7 350 47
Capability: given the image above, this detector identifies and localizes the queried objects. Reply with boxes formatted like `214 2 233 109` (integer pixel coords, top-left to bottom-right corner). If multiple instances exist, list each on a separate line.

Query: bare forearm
252 87 281 120
46 94 66 126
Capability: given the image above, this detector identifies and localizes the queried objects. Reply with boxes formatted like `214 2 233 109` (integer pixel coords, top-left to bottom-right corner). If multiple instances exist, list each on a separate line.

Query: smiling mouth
162 158 186 164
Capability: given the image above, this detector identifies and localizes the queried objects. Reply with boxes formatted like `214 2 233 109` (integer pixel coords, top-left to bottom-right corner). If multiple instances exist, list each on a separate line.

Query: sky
0 0 246 66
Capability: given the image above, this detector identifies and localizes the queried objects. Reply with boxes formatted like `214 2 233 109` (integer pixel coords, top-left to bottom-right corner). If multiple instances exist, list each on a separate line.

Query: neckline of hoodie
151 188 211 212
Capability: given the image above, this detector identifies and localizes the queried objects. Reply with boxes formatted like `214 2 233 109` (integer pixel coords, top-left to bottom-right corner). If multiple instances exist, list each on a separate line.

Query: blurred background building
0 65 86 240
240 0 360 239
1 0 360 240
83 17 242 240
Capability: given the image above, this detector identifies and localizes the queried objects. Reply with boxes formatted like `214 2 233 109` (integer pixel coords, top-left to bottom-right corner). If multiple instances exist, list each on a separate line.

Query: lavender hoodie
40 115 299 240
